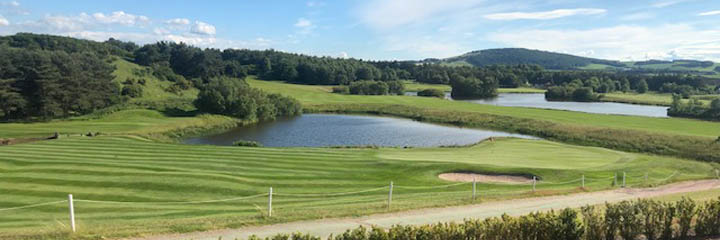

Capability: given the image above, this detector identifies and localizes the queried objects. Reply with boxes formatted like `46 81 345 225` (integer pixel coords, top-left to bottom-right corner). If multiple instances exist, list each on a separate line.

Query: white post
268 187 273 217
532 176 537 193
387 181 393 210
582 175 585 188
68 194 76 232
614 173 617 187
645 173 648 182
472 178 477 201
622 172 626 188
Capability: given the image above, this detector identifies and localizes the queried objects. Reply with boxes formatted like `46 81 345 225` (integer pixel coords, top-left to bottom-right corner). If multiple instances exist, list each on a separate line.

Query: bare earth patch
438 173 533 184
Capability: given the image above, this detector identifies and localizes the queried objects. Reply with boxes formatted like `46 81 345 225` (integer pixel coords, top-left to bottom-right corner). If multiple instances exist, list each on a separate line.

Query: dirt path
130 180 720 240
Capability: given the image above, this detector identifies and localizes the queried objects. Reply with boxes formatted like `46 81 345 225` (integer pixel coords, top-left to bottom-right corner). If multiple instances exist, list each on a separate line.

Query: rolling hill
439 48 720 77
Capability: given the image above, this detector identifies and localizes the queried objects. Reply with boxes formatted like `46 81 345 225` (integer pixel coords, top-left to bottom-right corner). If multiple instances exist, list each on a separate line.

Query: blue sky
0 0 719 61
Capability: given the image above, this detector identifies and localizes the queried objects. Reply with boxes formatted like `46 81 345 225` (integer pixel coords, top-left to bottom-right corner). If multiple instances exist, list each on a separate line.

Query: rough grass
601 92 714 106
0 136 712 240
0 109 238 139
112 58 198 104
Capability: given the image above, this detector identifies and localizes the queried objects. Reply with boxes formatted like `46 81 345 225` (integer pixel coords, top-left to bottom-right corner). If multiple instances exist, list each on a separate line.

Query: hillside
441 48 625 70
442 48 720 77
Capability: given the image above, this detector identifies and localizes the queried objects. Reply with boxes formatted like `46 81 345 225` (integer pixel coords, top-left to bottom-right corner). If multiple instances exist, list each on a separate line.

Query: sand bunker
439 173 534 184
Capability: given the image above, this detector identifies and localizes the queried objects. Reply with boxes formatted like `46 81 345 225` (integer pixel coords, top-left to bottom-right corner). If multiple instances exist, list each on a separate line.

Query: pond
406 92 669 117
183 114 536 147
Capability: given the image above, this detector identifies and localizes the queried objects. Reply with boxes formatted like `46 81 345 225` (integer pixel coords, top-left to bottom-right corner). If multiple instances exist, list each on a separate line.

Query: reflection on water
184 114 536 147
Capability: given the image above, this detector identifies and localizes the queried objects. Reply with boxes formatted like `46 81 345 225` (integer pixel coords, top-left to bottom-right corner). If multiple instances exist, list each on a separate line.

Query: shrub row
305 103 720 162
249 198 720 240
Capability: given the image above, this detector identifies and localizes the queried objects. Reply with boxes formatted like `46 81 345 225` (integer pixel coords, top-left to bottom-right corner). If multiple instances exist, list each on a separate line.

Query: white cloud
338 51 348 58
294 18 316 35
306 1 324 7
0 15 8 26
153 27 170 35
488 24 720 61
382 35 467 59
699 10 720 16
190 21 216 35
294 18 312 28
357 0 484 30
5 1 18 7
620 12 655 21
92 11 149 26
165 18 190 25
652 0 693 8
484 8 606 20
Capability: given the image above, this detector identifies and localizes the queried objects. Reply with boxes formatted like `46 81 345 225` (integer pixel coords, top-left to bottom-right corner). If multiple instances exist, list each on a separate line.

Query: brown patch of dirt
438 173 533 184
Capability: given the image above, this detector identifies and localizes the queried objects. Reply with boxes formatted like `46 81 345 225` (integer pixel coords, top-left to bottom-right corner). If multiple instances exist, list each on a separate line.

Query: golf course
2 32 720 240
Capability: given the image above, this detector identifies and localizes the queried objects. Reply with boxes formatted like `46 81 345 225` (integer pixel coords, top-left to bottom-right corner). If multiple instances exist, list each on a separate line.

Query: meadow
0 136 713 239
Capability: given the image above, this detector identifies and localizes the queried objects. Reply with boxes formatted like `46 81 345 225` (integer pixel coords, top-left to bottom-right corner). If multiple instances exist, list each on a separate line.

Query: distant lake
184 114 536 147
406 92 669 118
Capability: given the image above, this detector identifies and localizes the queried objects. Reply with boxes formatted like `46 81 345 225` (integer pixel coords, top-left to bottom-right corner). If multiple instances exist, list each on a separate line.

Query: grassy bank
0 136 712 239
0 109 239 140
600 92 717 106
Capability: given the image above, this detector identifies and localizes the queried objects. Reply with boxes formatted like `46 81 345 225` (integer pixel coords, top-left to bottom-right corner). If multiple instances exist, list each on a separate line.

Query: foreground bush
250 198 720 240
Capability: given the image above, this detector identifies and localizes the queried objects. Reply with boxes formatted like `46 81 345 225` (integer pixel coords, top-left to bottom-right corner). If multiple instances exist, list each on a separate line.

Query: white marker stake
582 175 585 189
268 187 273 217
472 178 477 201
532 176 536 193
614 173 617 187
388 181 393 210
68 194 76 232
622 172 626 188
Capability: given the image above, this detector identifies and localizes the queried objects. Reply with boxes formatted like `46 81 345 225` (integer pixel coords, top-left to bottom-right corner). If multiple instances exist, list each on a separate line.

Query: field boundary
1 171 685 233
129 179 720 240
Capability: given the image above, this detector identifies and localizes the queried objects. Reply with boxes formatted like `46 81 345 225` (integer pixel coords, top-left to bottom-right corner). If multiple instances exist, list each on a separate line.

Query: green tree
636 79 649 93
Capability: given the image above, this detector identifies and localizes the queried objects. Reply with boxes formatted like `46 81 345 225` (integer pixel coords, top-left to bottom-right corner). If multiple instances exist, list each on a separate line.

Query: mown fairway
0 136 713 239
249 79 720 138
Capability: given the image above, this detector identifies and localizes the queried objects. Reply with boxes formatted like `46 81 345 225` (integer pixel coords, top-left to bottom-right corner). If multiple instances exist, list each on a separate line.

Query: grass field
0 136 713 239
249 79 720 138
601 92 717 106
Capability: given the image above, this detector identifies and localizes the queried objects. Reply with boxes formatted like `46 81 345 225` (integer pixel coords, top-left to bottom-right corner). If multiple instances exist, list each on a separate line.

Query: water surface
184 114 535 147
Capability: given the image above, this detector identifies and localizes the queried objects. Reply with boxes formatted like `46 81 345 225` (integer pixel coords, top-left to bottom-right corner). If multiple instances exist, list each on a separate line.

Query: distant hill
439 48 626 70
439 48 720 77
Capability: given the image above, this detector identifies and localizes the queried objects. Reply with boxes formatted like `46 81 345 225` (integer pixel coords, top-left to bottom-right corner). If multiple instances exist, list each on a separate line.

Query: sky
0 0 719 61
